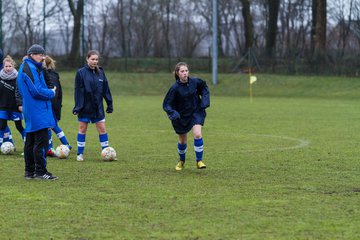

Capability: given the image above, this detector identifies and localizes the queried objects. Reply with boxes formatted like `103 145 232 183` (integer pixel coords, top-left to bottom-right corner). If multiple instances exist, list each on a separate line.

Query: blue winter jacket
73 64 113 119
17 58 55 132
163 77 210 122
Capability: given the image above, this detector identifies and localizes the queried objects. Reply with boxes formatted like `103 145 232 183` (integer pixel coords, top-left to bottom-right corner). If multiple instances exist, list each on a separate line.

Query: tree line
2 0 359 74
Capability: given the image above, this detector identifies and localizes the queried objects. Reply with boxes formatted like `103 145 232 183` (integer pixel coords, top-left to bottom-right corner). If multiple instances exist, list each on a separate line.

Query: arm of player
163 87 180 120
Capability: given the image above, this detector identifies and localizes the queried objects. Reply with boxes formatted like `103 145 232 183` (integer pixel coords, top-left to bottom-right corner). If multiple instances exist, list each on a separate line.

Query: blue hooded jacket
73 64 113 119
163 77 210 134
16 58 55 132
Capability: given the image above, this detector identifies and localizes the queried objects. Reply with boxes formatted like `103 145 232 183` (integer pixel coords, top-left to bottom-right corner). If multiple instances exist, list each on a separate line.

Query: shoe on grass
197 160 206 169
175 161 185 171
76 154 84 161
24 171 35 180
35 172 58 180
175 160 185 171
46 148 57 157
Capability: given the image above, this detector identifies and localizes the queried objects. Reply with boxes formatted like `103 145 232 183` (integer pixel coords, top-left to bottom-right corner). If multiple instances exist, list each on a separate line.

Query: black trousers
0 118 25 135
24 128 49 175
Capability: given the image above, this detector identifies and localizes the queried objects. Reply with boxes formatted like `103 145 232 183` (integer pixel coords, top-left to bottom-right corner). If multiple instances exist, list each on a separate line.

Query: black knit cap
27 44 45 55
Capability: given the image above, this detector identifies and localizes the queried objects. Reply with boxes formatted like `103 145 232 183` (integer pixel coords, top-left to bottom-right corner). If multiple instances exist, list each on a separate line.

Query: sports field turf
1 73 360 239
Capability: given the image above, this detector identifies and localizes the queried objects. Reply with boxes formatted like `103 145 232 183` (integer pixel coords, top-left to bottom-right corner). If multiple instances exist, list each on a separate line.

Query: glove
106 106 113 113
169 111 180 121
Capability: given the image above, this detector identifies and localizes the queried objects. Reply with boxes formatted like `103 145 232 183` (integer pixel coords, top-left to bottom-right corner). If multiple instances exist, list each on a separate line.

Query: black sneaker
24 171 35 180
35 172 58 180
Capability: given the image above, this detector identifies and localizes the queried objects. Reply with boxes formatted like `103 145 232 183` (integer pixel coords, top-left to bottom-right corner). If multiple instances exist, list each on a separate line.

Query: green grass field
1 72 360 239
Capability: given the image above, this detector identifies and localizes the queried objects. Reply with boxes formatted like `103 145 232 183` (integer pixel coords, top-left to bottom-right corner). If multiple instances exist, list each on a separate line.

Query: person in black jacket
163 62 210 171
43 56 72 157
0 55 25 148
73 50 113 161
0 49 16 147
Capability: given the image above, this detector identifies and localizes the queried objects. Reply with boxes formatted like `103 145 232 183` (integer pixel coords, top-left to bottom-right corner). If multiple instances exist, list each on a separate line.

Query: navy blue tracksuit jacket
163 77 210 134
73 64 113 119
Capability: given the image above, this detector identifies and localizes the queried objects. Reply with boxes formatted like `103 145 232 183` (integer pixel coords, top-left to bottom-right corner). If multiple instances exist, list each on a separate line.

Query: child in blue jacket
73 50 113 161
163 62 210 171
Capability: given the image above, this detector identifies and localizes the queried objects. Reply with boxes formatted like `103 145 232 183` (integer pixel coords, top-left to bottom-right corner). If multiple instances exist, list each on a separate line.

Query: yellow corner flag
250 75 257 84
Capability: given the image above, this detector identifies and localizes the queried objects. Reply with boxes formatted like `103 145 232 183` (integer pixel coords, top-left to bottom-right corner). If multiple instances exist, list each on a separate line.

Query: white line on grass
236 134 310 153
128 133 310 159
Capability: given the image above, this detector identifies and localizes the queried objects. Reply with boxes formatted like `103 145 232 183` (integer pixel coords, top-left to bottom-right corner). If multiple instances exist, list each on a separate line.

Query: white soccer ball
1 142 15 155
56 145 70 159
101 147 117 161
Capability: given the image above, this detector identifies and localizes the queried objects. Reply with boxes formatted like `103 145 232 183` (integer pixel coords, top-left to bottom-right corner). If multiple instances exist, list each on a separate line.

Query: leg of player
95 121 109 150
14 120 26 143
193 124 206 169
3 126 14 145
76 122 88 161
46 129 57 157
175 133 187 171
53 125 72 150
0 119 7 147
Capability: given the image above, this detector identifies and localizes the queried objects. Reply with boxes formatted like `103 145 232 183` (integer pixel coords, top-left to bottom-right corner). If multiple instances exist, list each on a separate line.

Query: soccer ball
1 142 15 155
101 147 117 161
56 145 70 159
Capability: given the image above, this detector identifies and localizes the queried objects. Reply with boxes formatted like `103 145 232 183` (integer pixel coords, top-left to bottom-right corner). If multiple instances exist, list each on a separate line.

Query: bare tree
163 0 172 71
10 0 44 53
42 0 62 49
24 0 34 48
328 0 355 55
2 0 22 53
116 0 127 57
87 0 113 59
108 0 135 70
172 15 207 57
151 0 172 69
67 0 84 67
314 0 327 58
265 0 280 58
131 1 157 57
217 0 243 56
310 0 327 60
241 0 254 51
193 0 218 55
99 5 112 56
278 0 312 55
153 0 166 57
56 3 72 55
349 0 360 49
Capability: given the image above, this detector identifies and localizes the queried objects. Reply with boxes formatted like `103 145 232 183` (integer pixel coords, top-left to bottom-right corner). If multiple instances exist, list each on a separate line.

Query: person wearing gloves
72 50 113 162
163 62 210 171
17 44 58 180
